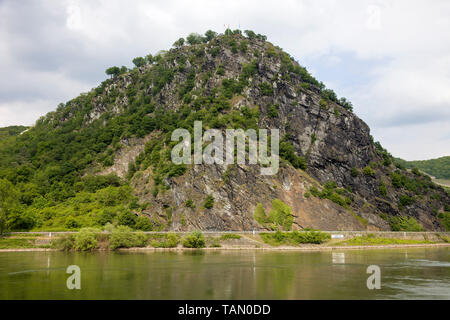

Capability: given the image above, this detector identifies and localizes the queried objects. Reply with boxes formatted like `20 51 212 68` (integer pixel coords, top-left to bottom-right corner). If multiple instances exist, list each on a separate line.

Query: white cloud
0 0 449 160
0 99 53 127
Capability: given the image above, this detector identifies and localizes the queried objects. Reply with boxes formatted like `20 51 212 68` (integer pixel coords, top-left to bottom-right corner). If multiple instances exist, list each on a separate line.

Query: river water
0 247 449 299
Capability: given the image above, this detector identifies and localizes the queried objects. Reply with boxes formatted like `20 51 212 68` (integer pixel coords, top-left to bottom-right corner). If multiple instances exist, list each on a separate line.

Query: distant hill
394 156 450 179
0 126 28 146
0 125 28 139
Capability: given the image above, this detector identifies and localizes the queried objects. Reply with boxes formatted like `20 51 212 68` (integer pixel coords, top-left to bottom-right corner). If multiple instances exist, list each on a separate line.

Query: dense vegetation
0 126 28 142
50 228 213 251
260 230 331 246
254 199 294 230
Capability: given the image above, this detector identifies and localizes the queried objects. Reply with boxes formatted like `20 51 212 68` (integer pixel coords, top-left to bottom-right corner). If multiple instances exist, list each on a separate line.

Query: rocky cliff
88 32 447 231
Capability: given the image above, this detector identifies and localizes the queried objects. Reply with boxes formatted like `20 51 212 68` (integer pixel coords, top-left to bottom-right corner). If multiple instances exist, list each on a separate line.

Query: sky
0 0 449 160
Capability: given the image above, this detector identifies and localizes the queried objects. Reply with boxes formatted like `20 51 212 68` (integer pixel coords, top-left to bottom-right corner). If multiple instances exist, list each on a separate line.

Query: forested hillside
394 157 450 180
0 29 448 233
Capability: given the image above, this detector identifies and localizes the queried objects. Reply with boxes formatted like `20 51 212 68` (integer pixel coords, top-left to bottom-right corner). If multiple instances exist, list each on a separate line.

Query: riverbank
1 242 449 252
1 229 449 252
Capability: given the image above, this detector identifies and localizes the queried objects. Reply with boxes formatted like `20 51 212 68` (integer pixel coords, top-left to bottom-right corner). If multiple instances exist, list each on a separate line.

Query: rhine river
0 247 449 299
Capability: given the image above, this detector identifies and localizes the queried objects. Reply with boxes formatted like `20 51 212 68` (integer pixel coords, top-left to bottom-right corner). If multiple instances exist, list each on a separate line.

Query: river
0 247 449 299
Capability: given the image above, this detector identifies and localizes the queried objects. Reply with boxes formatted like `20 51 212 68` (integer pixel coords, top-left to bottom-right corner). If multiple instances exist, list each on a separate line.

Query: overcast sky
0 0 449 160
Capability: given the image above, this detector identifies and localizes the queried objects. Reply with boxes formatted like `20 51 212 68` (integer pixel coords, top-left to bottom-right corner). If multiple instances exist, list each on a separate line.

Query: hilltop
0 29 448 233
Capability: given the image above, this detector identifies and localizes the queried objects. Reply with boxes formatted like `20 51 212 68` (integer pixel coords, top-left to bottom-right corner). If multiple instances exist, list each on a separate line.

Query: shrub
363 166 375 177
216 65 225 76
151 232 179 248
65 216 80 229
438 212 450 231
268 199 293 231
210 47 220 57
266 45 277 57
267 104 278 118
398 195 415 209
52 234 74 251
389 216 423 231
308 183 352 209
259 82 273 96
209 237 221 248
135 216 153 231
96 209 116 226
279 141 307 170
73 228 100 251
291 230 331 244
118 211 137 227
185 199 195 208
166 232 180 247
379 183 388 196
204 195 214 209
133 231 148 247
351 167 360 177
254 203 267 224
240 41 248 53
319 99 328 109
260 230 330 246
182 231 206 248
109 226 148 249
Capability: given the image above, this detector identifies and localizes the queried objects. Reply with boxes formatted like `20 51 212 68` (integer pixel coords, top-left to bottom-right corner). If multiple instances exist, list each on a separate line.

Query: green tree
135 215 152 231
204 30 217 42
132 57 146 68
173 37 185 48
73 228 99 251
186 33 203 45
145 54 154 64
0 179 20 234
182 231 205 248
279 141 307 170
339 97 353 112
268 199 293 230
118 211 137 227
105 66 120 78
120 66 128 74
244 30 256 39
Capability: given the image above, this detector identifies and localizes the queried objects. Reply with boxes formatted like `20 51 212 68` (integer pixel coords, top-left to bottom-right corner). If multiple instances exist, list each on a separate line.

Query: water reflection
0 247 448 300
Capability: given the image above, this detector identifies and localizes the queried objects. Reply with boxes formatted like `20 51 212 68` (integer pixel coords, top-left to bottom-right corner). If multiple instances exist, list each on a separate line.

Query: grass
350 210 368 227
0 237 39 249
220 233 241 240
335 235 435 246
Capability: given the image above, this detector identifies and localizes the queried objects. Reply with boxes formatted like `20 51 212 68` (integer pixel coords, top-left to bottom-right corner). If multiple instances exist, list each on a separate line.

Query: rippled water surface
0 247 448 299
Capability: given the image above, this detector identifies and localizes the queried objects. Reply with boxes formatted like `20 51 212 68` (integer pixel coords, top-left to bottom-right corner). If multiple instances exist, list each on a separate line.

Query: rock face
90 33 448 231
